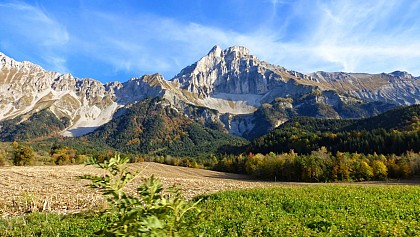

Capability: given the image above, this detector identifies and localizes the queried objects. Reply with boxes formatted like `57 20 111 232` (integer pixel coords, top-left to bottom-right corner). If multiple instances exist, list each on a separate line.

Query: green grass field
1 185 420 236
188 185 420 236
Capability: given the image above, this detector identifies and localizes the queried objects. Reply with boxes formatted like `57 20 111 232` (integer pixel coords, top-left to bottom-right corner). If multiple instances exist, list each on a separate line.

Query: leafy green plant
80 154 201 236
187 185 420 236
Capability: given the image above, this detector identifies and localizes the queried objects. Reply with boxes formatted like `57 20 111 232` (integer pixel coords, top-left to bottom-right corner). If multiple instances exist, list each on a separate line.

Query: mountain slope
248 105 420 155
85 97 247 156
310 71 420 105
169 46 401 138
0 109 70 141
0 52 120 136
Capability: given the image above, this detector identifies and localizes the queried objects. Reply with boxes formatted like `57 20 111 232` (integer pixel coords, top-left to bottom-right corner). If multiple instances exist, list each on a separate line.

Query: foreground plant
80 154 201 236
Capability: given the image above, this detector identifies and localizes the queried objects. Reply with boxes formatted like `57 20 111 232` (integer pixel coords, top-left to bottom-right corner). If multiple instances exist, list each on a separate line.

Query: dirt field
0 162 418 217
0 162 281 216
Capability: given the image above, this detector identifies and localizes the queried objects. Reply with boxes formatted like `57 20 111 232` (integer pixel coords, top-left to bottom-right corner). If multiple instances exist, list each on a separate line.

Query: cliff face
0 52 121 136
310 71 420 105
0 45 418 140
171 45 315 99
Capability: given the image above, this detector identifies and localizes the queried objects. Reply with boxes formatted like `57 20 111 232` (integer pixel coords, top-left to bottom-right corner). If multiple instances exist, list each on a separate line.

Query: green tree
13 145 34 166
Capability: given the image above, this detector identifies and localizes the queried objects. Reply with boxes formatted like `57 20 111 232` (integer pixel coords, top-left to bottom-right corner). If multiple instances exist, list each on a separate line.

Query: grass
1 185 420 236
0 212 106 236
186 185 420 236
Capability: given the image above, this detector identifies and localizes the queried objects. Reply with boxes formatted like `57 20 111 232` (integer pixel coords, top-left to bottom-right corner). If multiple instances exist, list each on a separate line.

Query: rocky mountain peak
389 71 414 79
207 45 223 57
225 45 250 57
0 52 45 73
171 45 286 97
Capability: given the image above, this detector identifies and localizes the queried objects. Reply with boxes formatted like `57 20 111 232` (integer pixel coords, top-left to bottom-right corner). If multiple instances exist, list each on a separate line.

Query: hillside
240 91 395 140
0 109 70 141
85 97 247 156
249 105 420 155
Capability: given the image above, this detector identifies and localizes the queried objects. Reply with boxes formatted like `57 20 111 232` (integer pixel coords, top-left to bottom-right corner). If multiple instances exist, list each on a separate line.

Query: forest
1 105 420 183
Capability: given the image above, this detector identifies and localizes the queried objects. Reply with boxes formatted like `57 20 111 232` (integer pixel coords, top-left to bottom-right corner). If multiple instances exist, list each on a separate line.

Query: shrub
80 154 201 236
0 151 8 166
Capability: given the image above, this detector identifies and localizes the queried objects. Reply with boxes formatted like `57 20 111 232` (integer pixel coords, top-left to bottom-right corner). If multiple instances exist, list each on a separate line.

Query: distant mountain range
0 46 419 145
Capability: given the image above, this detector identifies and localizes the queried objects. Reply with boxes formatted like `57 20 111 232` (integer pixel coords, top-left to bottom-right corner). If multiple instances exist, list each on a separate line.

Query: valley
0 45 420 236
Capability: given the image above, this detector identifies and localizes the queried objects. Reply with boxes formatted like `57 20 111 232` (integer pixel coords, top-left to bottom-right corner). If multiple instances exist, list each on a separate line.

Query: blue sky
1 0 420 83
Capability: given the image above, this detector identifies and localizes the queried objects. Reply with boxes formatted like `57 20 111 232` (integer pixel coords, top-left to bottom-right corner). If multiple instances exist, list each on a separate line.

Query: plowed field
1 162 417 217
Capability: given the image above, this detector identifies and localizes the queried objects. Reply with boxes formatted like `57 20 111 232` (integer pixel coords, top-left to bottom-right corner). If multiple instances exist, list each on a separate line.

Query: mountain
169 46 400 138
0 52 120 137
85 97 247 156
0 46 419 144
310 71 420 105
0 109 70 141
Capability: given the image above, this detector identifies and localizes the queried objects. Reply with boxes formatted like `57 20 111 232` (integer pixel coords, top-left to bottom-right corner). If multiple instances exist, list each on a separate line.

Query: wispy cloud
1 0 420 82
222 0 420 75
295 0 420 74
69 10 237 78
0 1 69 72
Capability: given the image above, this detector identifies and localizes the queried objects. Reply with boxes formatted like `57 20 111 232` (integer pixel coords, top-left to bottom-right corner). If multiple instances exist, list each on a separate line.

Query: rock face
172 46 313 102
310 71 420 105
0 53 119 136
172 45 282 95
0 46 419 140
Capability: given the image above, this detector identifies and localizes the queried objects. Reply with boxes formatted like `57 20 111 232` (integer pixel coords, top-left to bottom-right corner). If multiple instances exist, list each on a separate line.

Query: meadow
1 184 420 236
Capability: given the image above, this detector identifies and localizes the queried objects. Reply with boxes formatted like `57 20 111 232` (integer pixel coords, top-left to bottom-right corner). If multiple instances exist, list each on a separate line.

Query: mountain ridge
0 46 418 141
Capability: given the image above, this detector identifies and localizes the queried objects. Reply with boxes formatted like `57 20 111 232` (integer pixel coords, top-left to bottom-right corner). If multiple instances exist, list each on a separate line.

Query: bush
80 154 201 236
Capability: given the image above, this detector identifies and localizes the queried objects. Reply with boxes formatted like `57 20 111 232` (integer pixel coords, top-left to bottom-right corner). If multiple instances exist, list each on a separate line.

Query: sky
1 0 420 83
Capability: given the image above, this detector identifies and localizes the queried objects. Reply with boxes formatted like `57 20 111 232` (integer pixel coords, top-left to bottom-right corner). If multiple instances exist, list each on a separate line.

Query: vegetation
249 105 420 155
145 149 420 182
186 185 420 236
2 185 420 236
80 154 201 236
12 141 34 166
0 212 106 236
243 90 396 140
86 97 247 157
0 109 70 141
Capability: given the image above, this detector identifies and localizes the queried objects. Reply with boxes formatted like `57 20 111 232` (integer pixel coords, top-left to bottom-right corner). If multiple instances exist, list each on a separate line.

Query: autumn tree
13 145 34 166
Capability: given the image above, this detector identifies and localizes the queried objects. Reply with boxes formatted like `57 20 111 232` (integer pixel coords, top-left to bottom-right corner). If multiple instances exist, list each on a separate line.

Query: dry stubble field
1 162 418 217
0 162 285 217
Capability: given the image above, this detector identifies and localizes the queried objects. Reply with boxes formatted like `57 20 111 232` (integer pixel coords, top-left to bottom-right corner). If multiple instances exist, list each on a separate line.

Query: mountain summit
172 45 292 96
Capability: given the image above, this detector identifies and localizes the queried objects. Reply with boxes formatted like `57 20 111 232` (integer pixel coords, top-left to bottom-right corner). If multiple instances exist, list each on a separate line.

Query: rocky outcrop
310 71 420 105
0 53 119 136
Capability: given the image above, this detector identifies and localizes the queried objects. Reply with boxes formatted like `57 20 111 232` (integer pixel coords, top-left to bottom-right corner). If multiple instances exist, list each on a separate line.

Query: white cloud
2 0 420 81
300 0 420 74
67 0 420 79
0 1 69 72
